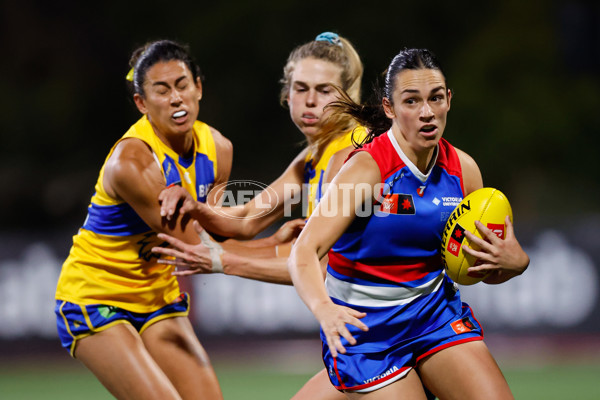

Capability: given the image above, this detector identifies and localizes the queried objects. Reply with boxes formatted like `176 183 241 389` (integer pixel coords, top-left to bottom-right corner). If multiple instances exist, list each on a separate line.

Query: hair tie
315 32 342 47
125 68 134 82
126 49 147 82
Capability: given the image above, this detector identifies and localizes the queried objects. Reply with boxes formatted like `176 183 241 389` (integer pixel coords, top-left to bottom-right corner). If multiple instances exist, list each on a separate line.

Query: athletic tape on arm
198 230 224 273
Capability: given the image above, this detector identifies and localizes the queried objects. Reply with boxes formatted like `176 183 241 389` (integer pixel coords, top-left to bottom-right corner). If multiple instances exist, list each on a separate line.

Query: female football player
152 32 372 399
55 39 236 400
288 48 530 399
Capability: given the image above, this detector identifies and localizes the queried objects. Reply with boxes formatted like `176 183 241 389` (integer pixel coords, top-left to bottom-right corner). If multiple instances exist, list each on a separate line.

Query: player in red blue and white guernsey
289 48 529 399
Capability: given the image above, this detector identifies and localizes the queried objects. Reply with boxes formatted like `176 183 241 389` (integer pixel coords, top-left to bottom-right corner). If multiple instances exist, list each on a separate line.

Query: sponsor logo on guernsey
363 366 399 385
442 196 462 207
197 183 213 199
417 185 426 197
451 317 476 334
381 194 415 215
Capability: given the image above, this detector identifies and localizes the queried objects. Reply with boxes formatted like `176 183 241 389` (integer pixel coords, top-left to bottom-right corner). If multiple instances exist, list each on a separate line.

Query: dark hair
127 40 203 97
327 48 447 146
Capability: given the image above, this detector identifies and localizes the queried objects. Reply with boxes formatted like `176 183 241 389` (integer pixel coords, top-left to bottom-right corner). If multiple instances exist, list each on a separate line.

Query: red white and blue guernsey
323 130 484 393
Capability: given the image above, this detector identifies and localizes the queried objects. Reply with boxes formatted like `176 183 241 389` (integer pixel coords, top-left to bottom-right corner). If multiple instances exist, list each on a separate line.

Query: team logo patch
381 194 416 215
451 317 476 334
446 224 465 256
98 305 117 319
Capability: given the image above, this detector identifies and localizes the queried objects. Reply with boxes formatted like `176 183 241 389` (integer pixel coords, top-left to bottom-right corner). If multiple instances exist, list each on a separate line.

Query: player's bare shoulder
334 150 380 186
208 125 233 184
209 125 233 155
324 145 355 183
103 138 158 199
454 146 483 195
454 147 477 172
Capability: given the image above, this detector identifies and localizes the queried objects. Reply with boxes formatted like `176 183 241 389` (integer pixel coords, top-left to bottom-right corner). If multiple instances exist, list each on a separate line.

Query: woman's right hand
314 302 368 358
272 218 306 244
159 185 199 221
152 220 222 275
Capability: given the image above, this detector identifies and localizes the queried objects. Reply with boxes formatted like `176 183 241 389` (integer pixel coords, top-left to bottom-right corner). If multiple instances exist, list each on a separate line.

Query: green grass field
1 337 599 399
2 361 600 399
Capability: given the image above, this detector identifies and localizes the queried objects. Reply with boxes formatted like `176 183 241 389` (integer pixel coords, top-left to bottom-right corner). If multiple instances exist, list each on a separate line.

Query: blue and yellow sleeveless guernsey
55 115 218 313
323 130 484 393
303 126 367 217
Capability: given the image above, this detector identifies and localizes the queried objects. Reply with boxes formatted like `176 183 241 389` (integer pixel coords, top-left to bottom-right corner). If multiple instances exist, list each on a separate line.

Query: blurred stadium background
1 0 600 398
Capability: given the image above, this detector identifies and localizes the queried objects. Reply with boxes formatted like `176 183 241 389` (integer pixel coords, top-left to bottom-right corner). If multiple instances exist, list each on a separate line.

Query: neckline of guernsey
386 129 438 183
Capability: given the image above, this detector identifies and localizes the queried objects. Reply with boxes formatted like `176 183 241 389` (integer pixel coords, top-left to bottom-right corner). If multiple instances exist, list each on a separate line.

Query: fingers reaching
317 304 368 358
158 185 193 221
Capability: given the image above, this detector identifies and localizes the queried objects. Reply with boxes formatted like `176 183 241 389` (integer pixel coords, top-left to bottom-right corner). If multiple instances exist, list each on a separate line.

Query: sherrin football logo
447 224 466 257
440 187 513 285
440 199 471 256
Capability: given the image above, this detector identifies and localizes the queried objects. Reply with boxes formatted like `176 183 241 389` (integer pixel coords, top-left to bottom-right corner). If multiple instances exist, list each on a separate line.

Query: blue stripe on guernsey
162 155 182 186
326 270 445 308
316 170 324 204
83 202 150 236
179 154 194 168
194 153 214 202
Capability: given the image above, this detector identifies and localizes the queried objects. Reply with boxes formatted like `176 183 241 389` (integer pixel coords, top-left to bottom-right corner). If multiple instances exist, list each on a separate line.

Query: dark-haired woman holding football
288 48 529 399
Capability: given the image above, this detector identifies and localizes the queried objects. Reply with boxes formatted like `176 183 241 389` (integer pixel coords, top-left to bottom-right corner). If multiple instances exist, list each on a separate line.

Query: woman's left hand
462 215 529 284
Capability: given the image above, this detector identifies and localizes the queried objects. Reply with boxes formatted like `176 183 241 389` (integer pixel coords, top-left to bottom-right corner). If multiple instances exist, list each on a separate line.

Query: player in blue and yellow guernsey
154 33 368 283
54 40 234 400
289 49 530 398
150 33 391 400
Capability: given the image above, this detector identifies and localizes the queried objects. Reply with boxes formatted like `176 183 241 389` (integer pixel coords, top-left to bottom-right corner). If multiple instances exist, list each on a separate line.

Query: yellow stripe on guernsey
304 126 367 217
55 116 218 313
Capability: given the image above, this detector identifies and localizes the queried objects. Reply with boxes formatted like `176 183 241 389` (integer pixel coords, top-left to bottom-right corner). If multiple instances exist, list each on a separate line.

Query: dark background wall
2 0 599 233
1 0 600 339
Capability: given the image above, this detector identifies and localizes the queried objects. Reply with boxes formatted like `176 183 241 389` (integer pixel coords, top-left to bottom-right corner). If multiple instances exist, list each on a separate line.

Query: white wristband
198 230 224 273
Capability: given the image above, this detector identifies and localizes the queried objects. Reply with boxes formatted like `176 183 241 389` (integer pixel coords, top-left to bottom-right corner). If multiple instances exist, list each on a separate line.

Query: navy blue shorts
55 292 190 357
324 303 483 393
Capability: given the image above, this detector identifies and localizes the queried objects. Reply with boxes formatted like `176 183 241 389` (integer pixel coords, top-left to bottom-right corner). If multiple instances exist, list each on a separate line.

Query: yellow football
440 187 513 285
